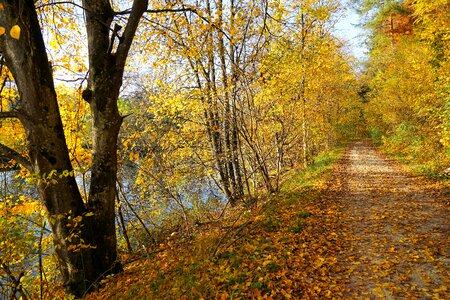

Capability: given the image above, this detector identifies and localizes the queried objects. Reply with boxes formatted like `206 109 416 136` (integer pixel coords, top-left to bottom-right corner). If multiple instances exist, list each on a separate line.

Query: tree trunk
0 0 147 296
299 11 309 168
204 0 235 205
228 0 244 200
0 2 93 295
302 95 308 168
217 0 241 204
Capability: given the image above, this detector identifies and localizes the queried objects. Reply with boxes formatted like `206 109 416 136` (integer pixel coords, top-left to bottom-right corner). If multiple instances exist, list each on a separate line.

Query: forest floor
85 141 449 299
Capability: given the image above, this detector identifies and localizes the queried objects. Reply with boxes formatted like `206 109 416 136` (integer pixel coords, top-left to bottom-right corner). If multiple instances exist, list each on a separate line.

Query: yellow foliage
9 25 20 40
364 0 450 169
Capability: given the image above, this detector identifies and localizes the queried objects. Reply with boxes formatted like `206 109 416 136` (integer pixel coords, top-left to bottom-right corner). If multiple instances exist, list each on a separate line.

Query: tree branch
0 262 29 300
0 143 32 171
190 9 233 43
115 7 195 16
0 111 19 119
114 0 149 72
35 1 86 11
108 23 123 55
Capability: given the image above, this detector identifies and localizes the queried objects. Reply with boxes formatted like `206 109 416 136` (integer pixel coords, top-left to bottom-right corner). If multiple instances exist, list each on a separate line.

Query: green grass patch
262 218 281 232
297 211 311 219
288 211 311 233
281 146 345 194
289 222 304 233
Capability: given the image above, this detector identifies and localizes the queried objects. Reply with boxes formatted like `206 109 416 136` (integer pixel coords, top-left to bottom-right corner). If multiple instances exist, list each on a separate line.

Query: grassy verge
85 146 346 300
368 133 450 180
383 150 448 179
281 146 346 193
370 138 450 194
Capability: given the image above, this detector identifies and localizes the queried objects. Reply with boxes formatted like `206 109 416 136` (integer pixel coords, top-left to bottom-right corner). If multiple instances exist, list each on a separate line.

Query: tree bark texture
0 0 147 296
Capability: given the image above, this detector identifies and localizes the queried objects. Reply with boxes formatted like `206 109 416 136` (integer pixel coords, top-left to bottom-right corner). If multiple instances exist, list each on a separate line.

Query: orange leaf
10 25 20 40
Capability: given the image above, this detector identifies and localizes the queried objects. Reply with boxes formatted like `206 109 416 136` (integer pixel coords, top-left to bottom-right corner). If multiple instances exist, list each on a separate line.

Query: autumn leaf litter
86 142 449 299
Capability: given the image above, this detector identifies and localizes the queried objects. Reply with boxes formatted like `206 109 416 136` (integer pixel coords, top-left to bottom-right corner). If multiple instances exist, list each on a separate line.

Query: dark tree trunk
0 0 147 297
81 0 123 289
0 1 90 294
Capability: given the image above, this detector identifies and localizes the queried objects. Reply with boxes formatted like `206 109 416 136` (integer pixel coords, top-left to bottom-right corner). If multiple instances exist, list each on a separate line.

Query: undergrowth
85 146 345 300
369 129 450 180
369 135 450 196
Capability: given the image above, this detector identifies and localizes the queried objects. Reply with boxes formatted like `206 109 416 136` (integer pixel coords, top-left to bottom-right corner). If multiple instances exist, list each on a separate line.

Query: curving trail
328 141 449 299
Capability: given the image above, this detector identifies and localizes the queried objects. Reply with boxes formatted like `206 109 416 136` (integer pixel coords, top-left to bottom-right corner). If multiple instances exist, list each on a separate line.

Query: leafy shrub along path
85 142 449 299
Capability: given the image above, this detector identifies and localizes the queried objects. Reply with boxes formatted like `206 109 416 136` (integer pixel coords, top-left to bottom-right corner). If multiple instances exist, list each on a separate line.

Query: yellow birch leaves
0 3 20 40
0 25 20 40
9 24 20 39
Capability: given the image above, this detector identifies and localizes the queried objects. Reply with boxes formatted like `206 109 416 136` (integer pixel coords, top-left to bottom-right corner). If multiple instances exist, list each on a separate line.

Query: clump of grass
289 211 311 233
262 218 281 232
281 146 345 195
297 211 311 219
289 223 304 233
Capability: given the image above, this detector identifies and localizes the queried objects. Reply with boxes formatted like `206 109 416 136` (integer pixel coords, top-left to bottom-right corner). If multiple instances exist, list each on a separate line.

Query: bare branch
0 143 32 171
115 0 149 72
0 262 29 300
190 8 233 43
0 74 9 95
108 23 123 55
115 7 195 16
0 111 19 119
35 1 85 11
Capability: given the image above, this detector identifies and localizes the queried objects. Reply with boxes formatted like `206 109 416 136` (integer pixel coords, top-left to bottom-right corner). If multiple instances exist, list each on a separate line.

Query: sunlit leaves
84 148 344 299
38 2 87 78
363 0 450 170
411 0 450 43
0 72 27 172
257 30 360 167
0 25 21 39
9 25 20 40
0 193 51 297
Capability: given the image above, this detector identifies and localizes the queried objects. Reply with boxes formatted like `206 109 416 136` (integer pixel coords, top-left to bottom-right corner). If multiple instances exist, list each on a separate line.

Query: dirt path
330 141 449 299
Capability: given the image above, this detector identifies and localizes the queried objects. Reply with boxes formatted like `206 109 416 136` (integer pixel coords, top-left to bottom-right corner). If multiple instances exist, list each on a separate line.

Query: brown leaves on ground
330 141 449 299
85 143 449 299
